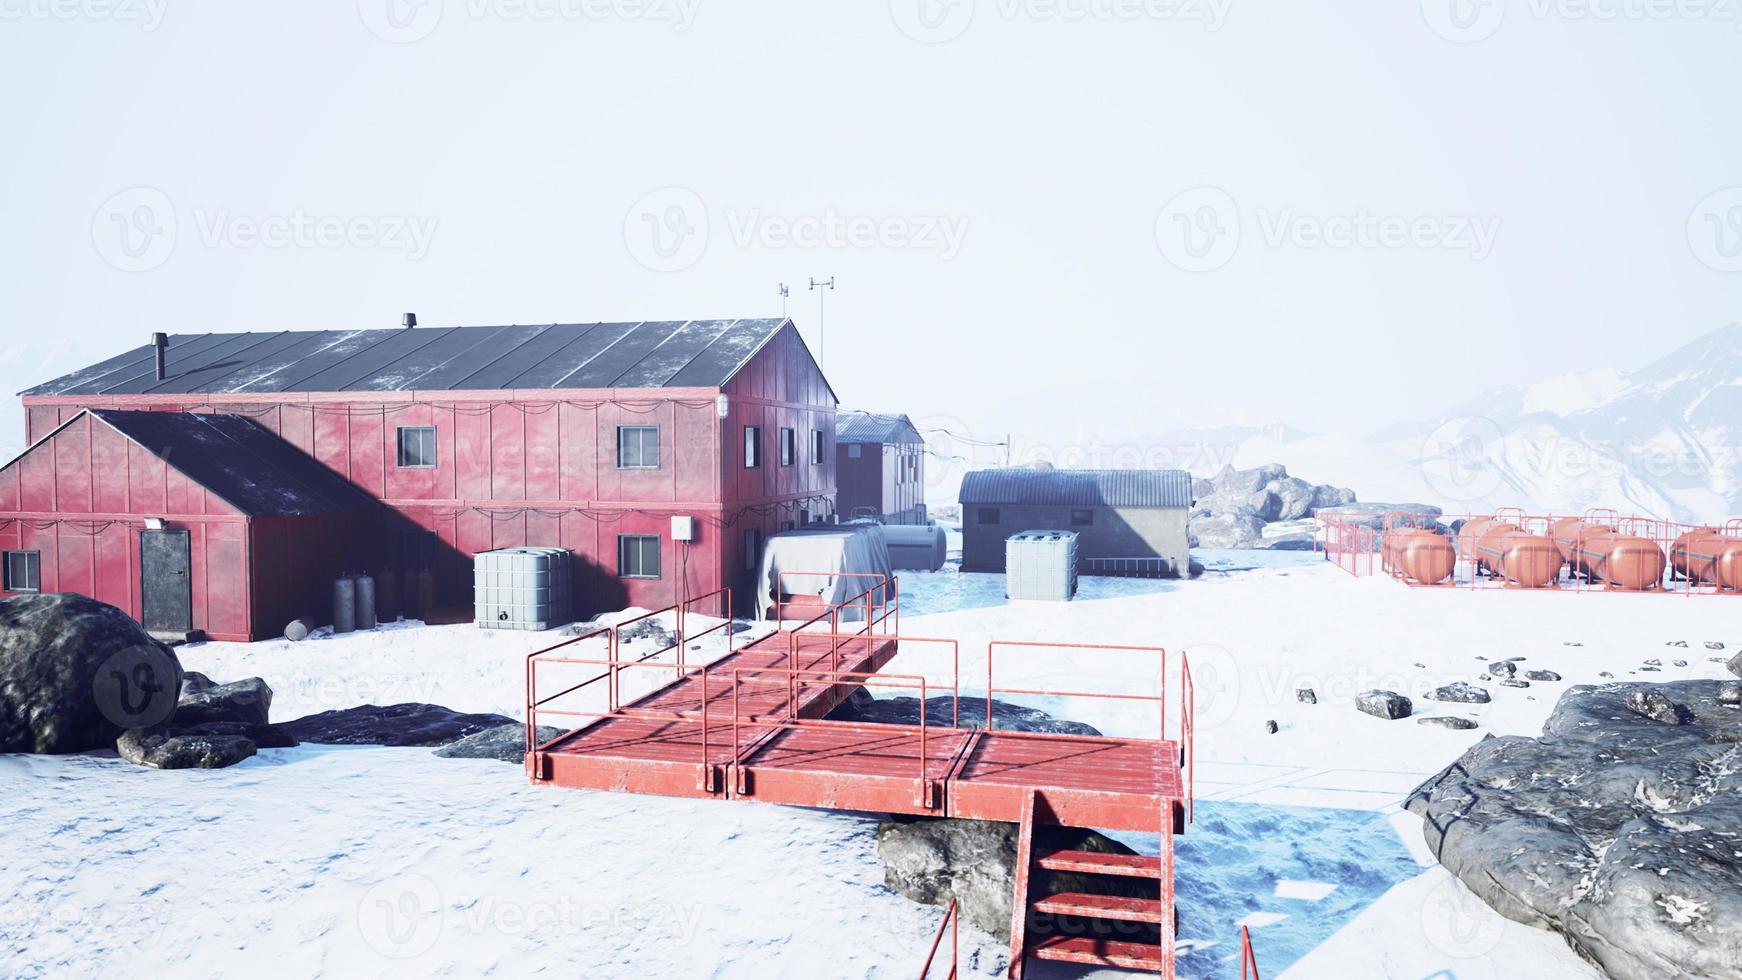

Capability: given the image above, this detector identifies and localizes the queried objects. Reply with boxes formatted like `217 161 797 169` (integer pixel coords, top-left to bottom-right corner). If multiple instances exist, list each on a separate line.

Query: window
617 425 660 469
978 507 1001 525
744 528 764 570
396 426 436 468
1071 509 1094 527
618 535 661 579
847 444 862 459
780 428 795 466
811 430 824 465
4 551 41 593
744 426 762 468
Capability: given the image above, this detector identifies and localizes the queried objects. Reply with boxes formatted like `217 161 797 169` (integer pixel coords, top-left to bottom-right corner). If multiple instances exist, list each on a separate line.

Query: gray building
958 468 1193 577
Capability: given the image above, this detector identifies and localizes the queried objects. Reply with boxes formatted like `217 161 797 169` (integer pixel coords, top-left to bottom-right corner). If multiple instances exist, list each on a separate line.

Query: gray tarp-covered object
755 526 896 622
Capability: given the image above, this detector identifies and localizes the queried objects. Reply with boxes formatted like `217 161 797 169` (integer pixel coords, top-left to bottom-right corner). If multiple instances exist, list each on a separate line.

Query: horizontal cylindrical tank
1572 531 1666 591
1461 518 1521 576
1552 519 1617 579
1476 527 1563 588
1384 529 1456 585
1674 530 1742 590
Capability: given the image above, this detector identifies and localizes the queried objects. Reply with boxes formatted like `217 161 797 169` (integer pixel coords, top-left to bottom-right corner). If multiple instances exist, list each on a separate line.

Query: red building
835 411 927 524
1 318 837 639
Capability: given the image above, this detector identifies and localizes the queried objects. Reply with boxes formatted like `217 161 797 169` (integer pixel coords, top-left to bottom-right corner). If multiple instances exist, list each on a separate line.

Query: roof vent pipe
403 312 417 328
152 332 168 380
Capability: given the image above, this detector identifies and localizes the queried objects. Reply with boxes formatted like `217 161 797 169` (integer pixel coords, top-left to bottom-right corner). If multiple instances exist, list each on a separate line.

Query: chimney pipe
402 312 417 329
152 332 168 381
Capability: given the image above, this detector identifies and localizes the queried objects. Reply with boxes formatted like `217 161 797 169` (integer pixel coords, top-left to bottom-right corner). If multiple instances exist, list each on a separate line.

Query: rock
617 619 676 649
1429 682 1491 705
172 720 299 749
1640 666 1662 673
1356 690 1412 720
829 690 1101 736
0 593 184 753
180 671 217 697
1188 510 1267 550
1645 659 1662 667
1599 671 1614 679
1309 483 1357 513
1624 689 1684 725
279 703 519 747
1667 640 1688 647
173 677 272 727
1296 688 1317 705
1726 652 1742 679
1707 641 1727 651
1314 503 1443 531
1499 678 1530 689
1524 670 1562 682
1674 660 1689 668
1417 716 1478 730
1488 660 1517 677
1267 477 1318 521
1211 463 1271 496
1719 684 1742 707
117 727 257 769
876 818 1158 942
1407 681 1742 980
1263 720 1279 734
1246 489 1282 522
1564 641 1583 647
434 723 565 763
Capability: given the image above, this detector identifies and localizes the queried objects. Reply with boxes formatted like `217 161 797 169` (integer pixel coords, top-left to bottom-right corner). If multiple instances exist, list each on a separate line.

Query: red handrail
916 898 959 979
1241 924 1261 979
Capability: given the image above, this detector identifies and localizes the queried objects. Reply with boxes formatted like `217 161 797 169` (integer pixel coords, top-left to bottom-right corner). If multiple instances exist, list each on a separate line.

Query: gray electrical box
474 547 574 631
1004 530 1079 601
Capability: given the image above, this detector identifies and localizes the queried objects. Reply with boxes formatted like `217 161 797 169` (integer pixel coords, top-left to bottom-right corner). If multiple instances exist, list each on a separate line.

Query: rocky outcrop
1406 681 1742 980
117 727 258 769
280 703 518 747
829 690 1101 736
877 818 1157 942
173 678 273 727
434 723 565 763
1188 463 1359 550
0 593 183 753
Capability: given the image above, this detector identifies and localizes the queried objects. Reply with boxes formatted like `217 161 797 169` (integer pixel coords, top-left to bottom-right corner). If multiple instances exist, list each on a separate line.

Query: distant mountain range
1218 323 1742 525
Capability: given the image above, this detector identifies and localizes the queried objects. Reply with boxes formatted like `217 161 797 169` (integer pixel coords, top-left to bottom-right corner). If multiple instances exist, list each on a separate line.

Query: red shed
8 317 838 632
0 409 375 641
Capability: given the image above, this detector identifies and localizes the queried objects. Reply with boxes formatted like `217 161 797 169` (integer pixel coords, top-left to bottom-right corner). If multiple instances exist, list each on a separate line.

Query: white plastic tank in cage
1004 530 1079 601
474 547 574 631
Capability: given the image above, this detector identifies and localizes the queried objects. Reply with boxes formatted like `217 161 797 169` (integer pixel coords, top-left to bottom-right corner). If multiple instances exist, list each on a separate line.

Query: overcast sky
2 1 1738 465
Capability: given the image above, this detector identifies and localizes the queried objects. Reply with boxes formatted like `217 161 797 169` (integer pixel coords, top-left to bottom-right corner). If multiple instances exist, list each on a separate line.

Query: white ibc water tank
474 547 575 631
1004 530 1079 601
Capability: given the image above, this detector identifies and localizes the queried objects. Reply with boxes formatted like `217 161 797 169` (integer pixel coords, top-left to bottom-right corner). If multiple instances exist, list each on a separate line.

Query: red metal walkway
523 581 1196 976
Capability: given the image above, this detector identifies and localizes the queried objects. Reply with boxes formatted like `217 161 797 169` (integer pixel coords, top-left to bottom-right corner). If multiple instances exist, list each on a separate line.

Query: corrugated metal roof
958 468 1192 509
837 410 925 446
23 319 796 397
87 409 376 517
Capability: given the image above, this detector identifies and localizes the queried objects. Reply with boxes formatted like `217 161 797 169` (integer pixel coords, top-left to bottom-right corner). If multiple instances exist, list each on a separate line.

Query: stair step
1034 848 1164 879
1031 892 1166 924
1030 935 1169 970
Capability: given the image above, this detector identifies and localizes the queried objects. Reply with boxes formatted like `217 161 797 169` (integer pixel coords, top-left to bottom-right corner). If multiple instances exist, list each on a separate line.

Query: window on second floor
4 551 41 593
780 428 796 467
744 426 762 469
811 430 824 465
396 426 436 469
617 425 660 469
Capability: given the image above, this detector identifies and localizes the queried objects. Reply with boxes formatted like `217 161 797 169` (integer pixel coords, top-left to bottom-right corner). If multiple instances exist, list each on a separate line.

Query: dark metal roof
837 411 925 446
24 319 795 397
86 410 376 517
958 468 1193 509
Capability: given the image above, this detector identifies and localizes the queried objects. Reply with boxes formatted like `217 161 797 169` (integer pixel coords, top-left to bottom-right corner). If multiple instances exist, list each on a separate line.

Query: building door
140 529 193 632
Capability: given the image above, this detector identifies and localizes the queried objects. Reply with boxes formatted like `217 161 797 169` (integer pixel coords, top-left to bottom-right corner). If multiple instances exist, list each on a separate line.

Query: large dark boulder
117 727 257 769
0 593 183 753
434 723 564 763
173 677 272 727
828 690 1101 736
877 818 1157 942
1407 681 1742 979
280 703 518 747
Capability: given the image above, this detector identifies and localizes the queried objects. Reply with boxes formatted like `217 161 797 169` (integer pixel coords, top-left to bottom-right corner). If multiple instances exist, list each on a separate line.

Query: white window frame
4 551 41 593
618 534 662 579
617 425 660 470
395 426 437 469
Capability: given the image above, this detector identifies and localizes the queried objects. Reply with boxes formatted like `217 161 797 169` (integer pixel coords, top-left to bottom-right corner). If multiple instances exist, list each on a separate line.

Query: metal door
140 529 192 632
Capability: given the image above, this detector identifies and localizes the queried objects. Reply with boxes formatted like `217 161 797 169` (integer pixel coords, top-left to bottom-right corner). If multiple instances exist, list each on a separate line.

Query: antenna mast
808 276 835 371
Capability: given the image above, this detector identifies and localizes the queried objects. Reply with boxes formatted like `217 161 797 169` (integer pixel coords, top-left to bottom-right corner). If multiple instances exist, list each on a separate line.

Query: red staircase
1007 789 1179 978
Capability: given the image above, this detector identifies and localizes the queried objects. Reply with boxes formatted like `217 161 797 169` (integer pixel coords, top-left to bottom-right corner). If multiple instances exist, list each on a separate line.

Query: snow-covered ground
7 553 1739 978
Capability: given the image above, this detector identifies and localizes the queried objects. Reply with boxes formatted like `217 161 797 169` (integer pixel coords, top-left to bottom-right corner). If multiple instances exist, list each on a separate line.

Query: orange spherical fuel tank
1553 520 1615 578
1713 538 1742 591
1385 530 1457 585
1477 528 1563 588
1671 529 1724 585
1461 518 1519 576
1573 532 1666 591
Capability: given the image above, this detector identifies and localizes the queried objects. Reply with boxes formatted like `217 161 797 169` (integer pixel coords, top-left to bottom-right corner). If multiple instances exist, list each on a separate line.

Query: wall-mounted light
715 394 730 419
143 518 165 530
